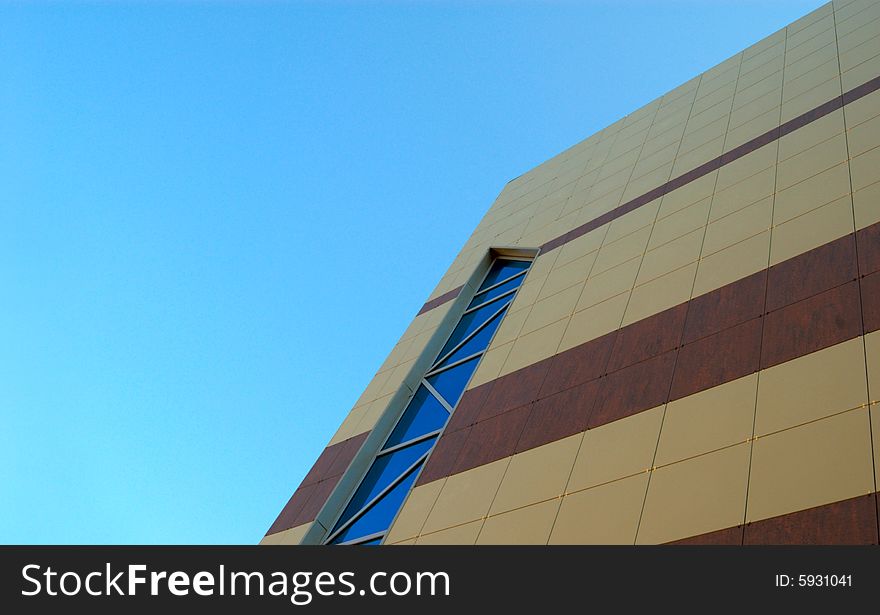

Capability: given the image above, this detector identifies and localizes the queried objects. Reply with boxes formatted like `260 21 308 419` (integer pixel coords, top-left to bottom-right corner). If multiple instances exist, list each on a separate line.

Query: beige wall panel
656 172 718 218
692 231 770 297
775 133 848 191
554 228 607 267
781 76 842 123
623 262 697 325
636 227 703 284
850 141 880 193
568 406 664 492
260 524 311 545
468 341 512 388
490 434 582 515
421 459 509 534
537 251 596 300
853 179 880 229
872 403 880 490
415 520 482 545
549 473 649 545
715 142 777 192
725 107 781 151
577 257 641 310
648 197 711 250
559 292 629 352
746 407 874 522
755 338 868 436
655 374 758 466
772 161 851 225
703 196 773 255
477 500 560 545
385 479 445 543
520 284 581 337
637 443 750 544
769 195 854 265
604 200 660 243
500 318 566 375
847 112 880 158
864 330 880 402
709 165 776 222
592 226 652 275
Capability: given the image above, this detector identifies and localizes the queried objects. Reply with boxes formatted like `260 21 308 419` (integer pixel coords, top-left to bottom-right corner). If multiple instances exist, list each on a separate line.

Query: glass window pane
329 461 423 544
384 386 449 449
435 296 512 362
435 306 507 369
469 274 524 307
479 260 530 290
426 355 480 407
359 538 383 545
333 437 436 531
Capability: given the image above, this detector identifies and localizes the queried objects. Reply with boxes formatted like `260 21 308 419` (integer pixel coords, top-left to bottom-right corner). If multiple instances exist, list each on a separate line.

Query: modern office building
263 0 880 545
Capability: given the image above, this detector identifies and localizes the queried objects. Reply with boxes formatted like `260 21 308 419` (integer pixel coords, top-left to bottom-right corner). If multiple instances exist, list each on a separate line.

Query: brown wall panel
607 304 687 372
477 361 550 422
266 485 316 536
761 281 862 369
766 234 858 312
417 285 463 315
413 224 880 487
539 332 616 398
516 379 599 453
588 351 676 428
743 494 879 545
670 318 762 401
292 479 339 528
857 223 880 277
452 405 531 474
682 271 766 345
667 525 744 545
299 446 343 488
416 426 471 487
861 271 880 334
445 381 493 433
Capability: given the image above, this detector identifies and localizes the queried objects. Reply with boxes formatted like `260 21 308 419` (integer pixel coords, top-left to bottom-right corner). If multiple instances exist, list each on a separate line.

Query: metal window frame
325 450 431 544
464 287 518 314
429 298 512 370
321 254 535 545
378 428 443 455
470 268 529 300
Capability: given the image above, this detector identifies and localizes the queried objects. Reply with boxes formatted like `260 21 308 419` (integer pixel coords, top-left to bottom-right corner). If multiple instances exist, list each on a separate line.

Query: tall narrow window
324 257 533 545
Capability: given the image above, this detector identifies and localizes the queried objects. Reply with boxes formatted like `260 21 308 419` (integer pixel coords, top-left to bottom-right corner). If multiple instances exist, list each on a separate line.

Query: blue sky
1 1 824 544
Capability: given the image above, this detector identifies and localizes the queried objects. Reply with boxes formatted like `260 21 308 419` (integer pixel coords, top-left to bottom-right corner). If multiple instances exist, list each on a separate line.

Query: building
262 0 880 545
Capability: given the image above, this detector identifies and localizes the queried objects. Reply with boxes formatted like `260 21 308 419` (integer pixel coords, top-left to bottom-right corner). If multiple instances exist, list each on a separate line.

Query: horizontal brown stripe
538 74 880 256
416 74 880 316
667 493 879 545
265 432 368 536
417 222 878 486
417 285 464 315
667 525 745 546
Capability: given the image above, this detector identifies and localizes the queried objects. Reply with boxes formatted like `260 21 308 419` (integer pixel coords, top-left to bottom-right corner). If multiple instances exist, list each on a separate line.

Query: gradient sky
1 1 825 544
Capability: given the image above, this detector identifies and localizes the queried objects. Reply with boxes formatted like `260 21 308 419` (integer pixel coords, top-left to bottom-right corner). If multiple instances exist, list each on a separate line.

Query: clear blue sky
1 1 824 544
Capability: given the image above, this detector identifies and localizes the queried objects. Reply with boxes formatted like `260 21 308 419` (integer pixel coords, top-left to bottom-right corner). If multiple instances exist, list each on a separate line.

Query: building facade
263 0 880 545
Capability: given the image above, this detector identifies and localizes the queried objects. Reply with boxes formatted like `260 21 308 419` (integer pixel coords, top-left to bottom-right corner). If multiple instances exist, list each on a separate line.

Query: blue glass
329 461 423 544
383 386 449 449
468 273 524 308
426 355 480 407
434 296 512 363
435 306 507 369
333 437 436 530
479 260 530 291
